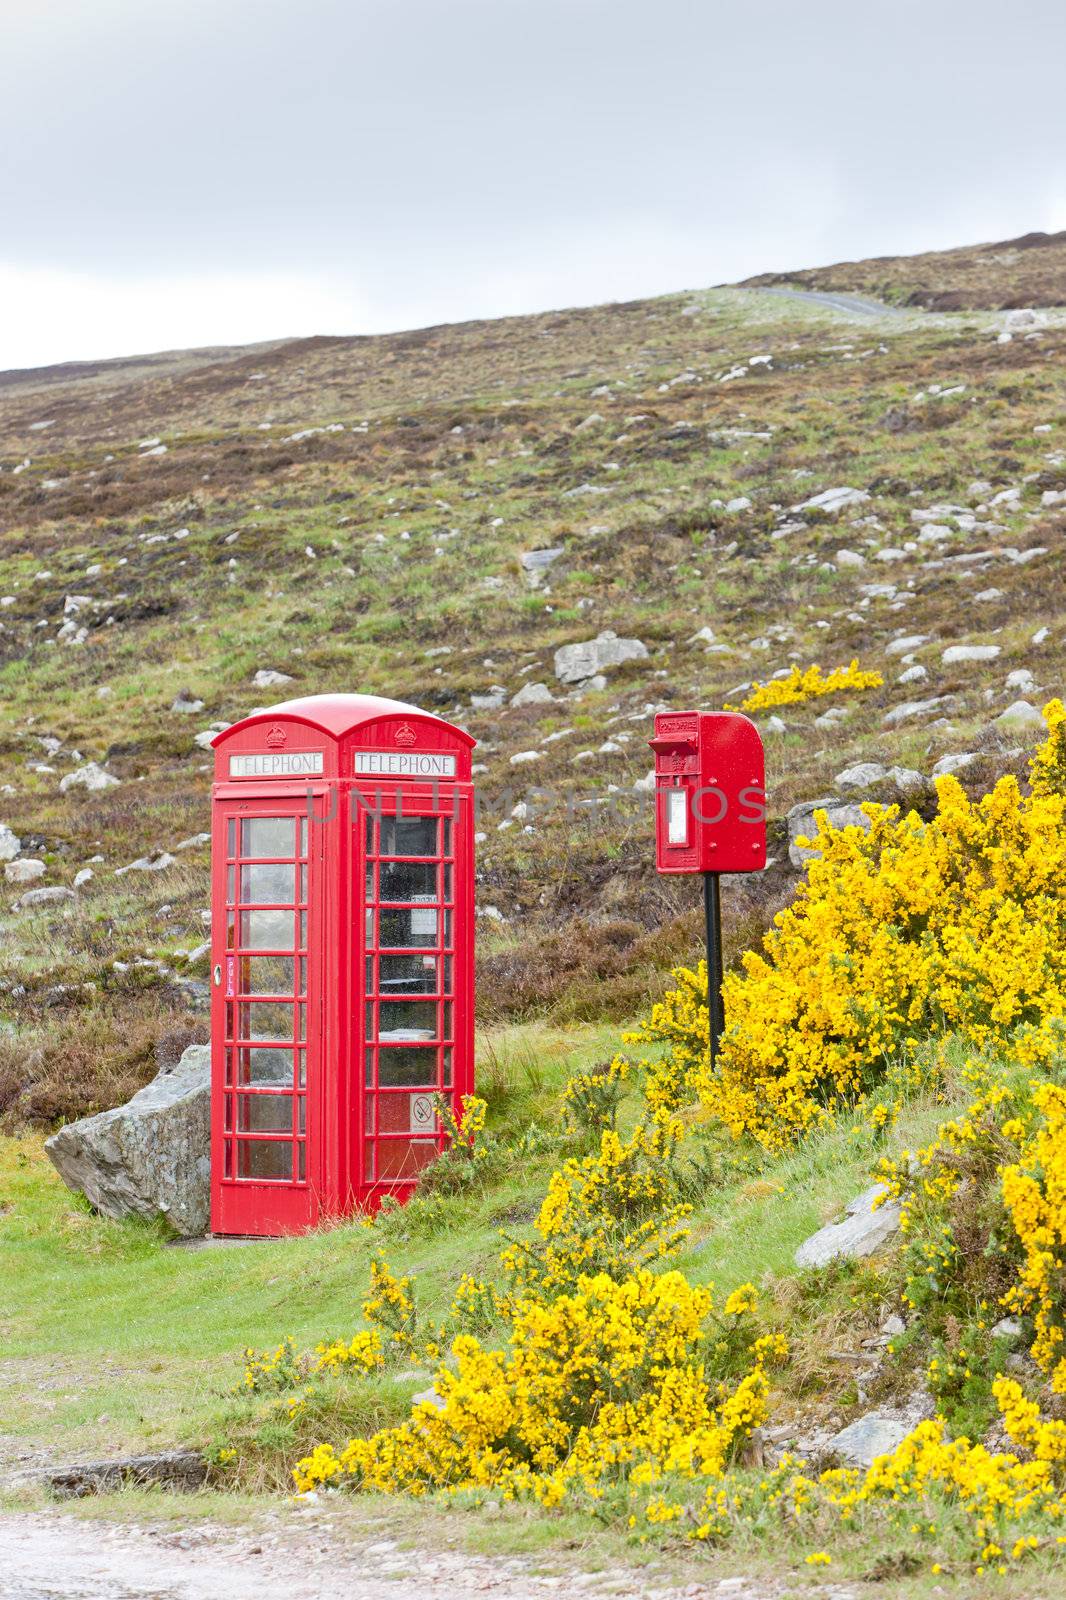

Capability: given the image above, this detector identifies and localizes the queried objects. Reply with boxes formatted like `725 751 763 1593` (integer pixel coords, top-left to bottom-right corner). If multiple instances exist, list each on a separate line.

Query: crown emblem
394 722 417 746
265 724 288 748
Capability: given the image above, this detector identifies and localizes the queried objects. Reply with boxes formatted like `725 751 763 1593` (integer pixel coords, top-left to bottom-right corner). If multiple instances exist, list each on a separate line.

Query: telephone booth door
356 788 474 1202
210 797 324 1235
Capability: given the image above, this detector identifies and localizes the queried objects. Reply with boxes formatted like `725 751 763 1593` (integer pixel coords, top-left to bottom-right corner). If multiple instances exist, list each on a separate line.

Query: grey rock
17 886 75 909
115 852 178 876
553 630 649 684
73 867 94 889
4 857 45 884
887 765 926 793
991 1317 1023 1341
519 546 565 587
941 643 1000 664
886 634 930 656
45 1044 211 1236
787 798 872 868
412 1385 447 1412
510 680 555 708
470 687 506 711
795 1183 902 1268
827 1414 910 1467
171 693 204 714
932 752 977 777
996 699 1045 730
765 714 787 734
897 664 928 684
59 761 120 794
835 548 866 568
834 762 888 790
883 696 952 726
0 823 21 862
43 1450 207 1499
793 486 870 516
252 668 293 688
882 1314 906 1338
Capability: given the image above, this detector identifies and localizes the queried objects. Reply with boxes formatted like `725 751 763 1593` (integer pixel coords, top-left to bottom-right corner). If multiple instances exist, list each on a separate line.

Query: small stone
726 496 752 513
115 852 178 875
834 762 888 790
898 664 928 684
0 823 21 862
996 700 1045 730
991 1317 1023 1341
508 750 542 765
974 588 1004 602
765 714 787 734
941 644 1000 664
882 1314 906 1338
510 681 555 708
1033 627 1050 645
59 762 120 793
835 548 866 568
931 752 976 777
5 857 45 884
827 1414 910 1467
17 886 75 909
519 547 565 587
471 688 507 711
1005 668 1036 693
251 669 293 688
171 693 204 714
793 486 870 516
554 630 649 684
883 696 953 726
886 635 930 656
73 868 94 889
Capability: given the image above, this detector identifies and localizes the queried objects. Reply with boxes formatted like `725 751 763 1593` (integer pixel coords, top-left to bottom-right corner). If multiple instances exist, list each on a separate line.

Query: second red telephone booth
209 694 476 1237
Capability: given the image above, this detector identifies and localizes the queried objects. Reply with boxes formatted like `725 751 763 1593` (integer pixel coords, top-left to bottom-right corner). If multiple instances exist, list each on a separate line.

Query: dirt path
0 1511 825 1600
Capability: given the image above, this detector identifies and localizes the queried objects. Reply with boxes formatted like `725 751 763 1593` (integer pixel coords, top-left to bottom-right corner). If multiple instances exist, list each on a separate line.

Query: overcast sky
1 0 1064 370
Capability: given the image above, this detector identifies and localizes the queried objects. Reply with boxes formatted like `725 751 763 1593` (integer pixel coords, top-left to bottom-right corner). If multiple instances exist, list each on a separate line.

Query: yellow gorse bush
631 703 1066 1151
728 659 883 714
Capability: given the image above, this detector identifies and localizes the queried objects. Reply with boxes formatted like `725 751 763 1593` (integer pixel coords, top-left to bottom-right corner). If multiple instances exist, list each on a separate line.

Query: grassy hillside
0 245 1064 1125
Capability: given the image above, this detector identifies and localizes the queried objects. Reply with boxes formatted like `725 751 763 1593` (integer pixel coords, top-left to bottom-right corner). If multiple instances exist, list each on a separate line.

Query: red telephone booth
208 694 476 1237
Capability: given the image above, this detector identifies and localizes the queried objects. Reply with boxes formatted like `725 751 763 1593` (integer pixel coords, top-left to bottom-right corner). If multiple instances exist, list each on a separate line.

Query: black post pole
703 870 725 1068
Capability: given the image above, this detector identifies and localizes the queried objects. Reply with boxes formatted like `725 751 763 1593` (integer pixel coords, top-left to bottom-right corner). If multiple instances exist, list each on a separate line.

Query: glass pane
298 1099 305 1134
299 816 309 856
364 1146 375 1183
365 956 374 993
443 955 453 993
365 864 375 899
239 1001 294 1040
376 1138 439 1181
442 1047 453 1088
443 909 452 946
297 1006 306 1041
443 819 452 857
378 1000 436 1041
242 817 295 858
297 1051 306 1087
240 909 293 950
227 818 236 857
365 1004 375 1043
227 865 235 904
238 1140 293 1181
226 911 236 949
443 1000 453 1040
238 1094 293 1133
241 956 295 995
380 861 437 903
298 1143 306 1181
380 954 437 994
239 1046 293 1086
241 863 295 904
299 865 308 902
379 1046 439 1087
379 906 438 949
443 865 453 902
364 1094 376 1135
365 908 375 947
224 1142 233 1179
224 1095 233 1132
299 911 308 947
224 1047 234 1085
380 817 437 857
364 812 375 855
298 957 307 996
378 1090 438 1136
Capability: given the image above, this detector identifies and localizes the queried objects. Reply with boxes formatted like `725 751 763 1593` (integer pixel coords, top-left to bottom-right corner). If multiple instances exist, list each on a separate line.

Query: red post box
209 694 476 1237
650 710 766 874
649 710 766 1066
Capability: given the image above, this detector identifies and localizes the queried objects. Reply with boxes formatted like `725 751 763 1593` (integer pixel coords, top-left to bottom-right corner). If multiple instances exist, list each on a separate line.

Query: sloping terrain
0 250 1063 1123
739 227 1066 310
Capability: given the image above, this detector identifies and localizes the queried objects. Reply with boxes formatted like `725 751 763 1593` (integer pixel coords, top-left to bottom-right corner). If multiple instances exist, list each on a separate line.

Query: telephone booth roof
211 693 477 749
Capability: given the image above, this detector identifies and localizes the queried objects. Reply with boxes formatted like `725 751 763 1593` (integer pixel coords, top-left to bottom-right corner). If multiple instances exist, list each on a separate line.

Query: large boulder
553 630 649 685
45 1045 211 1236
786 797 873 868
795 1183 902 1269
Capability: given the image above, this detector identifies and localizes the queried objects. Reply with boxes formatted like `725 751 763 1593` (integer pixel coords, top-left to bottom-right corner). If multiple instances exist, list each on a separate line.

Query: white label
410 1092 437 1134
667 787 689 846
354 750 456 778
229 751 324 779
